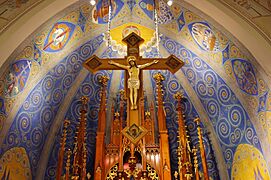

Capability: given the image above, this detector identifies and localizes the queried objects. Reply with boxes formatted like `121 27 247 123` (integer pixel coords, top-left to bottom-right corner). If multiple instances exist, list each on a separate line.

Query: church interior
0 0 271 179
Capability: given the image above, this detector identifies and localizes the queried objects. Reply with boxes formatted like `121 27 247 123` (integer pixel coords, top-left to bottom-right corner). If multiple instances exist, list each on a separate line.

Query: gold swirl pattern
34 33 46 45
258 79 267 96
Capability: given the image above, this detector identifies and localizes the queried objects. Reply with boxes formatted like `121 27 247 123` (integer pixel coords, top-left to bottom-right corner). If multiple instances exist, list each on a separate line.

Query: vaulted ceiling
0 0 270 179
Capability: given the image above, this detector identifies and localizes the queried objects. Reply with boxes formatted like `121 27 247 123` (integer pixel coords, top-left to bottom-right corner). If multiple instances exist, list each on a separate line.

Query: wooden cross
83 32 184 126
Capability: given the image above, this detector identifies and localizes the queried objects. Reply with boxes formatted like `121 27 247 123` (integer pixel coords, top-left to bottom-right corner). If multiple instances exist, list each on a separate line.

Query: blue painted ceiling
0 1 270 179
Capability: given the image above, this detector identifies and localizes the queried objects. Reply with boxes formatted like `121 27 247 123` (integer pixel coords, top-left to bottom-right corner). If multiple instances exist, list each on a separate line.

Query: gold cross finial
114 112 120 117
80 96 89 105
99 75 109 86
119 89 125 96
194 117 201 125
145 111 151 118
174 92 184 100
153 72 165 83
64 119 70 127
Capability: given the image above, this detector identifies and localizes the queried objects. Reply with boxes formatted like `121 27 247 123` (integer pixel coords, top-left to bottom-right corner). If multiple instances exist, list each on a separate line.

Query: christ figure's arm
108 60 129 70
138 60 159 69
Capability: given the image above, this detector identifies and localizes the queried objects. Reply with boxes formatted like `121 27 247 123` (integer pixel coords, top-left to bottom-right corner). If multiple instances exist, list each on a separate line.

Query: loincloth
128 79 140 89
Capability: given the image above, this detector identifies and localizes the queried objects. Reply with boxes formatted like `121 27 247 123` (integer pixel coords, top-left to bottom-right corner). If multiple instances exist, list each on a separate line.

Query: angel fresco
191 22 217 52
91 0 124 24
4 60 31 97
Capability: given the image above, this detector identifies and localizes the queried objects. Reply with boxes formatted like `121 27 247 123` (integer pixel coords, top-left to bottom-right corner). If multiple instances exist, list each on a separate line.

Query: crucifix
84 32 184 180
83 32 183 119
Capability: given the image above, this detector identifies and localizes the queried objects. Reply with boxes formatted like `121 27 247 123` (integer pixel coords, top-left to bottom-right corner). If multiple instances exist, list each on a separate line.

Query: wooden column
118 90 125 171
192 147 200 180
194 117 209 180
110 104 115 144
94 76 109 180
56 120 70 180
175 92 192 179
72 96 88 180
150 102 156 144
153 72 171 180
65 149 72 180
140 96 147 171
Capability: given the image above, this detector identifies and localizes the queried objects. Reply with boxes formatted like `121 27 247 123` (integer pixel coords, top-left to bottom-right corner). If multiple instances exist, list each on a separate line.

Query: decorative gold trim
106 164 118 180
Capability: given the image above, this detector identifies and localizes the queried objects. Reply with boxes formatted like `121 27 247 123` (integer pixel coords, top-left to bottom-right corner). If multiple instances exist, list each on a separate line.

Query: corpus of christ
55 33 210 180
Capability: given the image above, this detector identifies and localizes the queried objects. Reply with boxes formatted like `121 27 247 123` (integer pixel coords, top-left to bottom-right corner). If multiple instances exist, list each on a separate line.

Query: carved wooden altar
55 33 210 180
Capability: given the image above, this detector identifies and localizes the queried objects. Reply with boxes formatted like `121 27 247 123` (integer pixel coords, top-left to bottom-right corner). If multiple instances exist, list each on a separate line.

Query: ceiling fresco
231 144 270 179
0 0 270 179
0 35 104 177
0 147 31 179
109 22 157 55
217 0 271 39
0 0 45 33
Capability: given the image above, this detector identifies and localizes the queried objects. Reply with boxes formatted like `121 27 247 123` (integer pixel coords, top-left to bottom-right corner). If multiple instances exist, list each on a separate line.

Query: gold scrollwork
147 164 159 180
106 164 118 180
